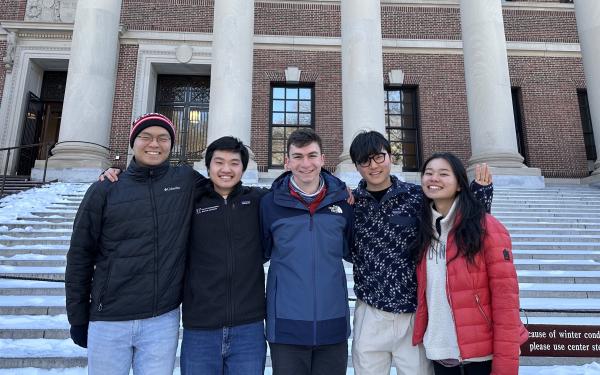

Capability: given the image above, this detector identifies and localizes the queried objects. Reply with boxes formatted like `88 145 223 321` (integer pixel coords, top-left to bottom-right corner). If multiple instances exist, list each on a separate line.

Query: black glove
70 324 89 348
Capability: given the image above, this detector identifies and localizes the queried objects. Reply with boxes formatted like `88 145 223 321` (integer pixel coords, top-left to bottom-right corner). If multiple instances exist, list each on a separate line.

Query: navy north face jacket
260 170 353 346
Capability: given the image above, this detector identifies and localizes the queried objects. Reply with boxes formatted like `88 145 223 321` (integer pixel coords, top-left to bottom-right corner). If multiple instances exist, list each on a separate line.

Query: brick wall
383 53 472 166
0 0 25 21
108 44 139 170
382 6 462 40
121 0 213 33
504 8 578 43
509 56 588 178
255 2 340 37
251 49 343 172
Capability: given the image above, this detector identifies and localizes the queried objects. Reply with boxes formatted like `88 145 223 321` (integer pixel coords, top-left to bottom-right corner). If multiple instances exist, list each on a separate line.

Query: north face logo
329 205 343 214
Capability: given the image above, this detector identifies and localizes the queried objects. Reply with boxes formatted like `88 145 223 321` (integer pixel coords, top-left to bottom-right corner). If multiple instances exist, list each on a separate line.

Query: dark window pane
389 102 401 115
273 87 285 99
402 115 415 128
272 126 285 140
388 115 402 128
402 103 413 115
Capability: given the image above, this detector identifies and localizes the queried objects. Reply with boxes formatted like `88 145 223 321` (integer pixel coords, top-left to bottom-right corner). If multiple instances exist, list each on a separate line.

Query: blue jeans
180 320 266 375
87 308 180 375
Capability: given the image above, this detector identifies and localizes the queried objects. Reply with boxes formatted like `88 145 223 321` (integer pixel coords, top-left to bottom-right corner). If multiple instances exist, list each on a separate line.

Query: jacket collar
270 170 348 210
354 174 409 201
203 180 244 200
124 158 170 181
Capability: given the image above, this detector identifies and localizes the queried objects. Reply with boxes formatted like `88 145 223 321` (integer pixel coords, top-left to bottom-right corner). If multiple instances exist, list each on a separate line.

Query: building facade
0 0 598 186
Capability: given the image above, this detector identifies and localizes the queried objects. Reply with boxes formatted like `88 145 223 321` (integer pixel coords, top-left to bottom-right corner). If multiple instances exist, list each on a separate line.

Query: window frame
384 85 421 172
268 84 315 169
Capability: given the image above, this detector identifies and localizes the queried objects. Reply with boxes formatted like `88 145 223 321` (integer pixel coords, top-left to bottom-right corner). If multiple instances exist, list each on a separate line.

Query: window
578 90 597 164
385 87 420 171
511 87 528 165
269 85 314 168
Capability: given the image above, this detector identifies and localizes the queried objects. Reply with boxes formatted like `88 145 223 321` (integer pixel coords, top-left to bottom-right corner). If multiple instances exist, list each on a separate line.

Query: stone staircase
1 184 600 372
0 176 51 198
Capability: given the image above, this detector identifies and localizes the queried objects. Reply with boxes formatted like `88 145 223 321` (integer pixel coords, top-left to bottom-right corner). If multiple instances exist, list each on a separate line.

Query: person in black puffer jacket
180 136 268 375
65 113 204 375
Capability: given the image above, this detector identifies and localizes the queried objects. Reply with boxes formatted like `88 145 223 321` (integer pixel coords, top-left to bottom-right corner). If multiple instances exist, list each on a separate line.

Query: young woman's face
421 158 460 202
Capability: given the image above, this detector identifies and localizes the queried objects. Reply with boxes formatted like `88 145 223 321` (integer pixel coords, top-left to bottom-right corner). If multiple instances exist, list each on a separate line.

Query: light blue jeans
87 307 180 375
180 320 266 375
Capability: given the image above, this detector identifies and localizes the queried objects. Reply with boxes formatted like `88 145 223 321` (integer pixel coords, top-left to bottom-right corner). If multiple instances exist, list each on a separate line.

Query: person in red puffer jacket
411 152 528 375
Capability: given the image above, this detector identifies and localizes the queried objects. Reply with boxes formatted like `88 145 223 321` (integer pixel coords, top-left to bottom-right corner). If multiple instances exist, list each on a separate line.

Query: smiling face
421 157 460 212
356 150 392 192
208 150 244 197
132 126 171 167
285 141 325 194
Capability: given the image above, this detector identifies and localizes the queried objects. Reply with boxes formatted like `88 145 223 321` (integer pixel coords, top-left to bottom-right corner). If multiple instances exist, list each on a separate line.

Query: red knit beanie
130 113 176 149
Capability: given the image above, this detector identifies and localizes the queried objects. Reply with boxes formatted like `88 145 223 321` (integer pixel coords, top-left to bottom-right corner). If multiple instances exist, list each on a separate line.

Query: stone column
460 0 542 187
35 0 122 182
575 0 600 182
203 0 257 182
336 0 386 184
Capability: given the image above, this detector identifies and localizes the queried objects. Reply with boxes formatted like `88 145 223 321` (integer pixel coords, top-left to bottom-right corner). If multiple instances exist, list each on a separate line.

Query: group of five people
65 112 527 375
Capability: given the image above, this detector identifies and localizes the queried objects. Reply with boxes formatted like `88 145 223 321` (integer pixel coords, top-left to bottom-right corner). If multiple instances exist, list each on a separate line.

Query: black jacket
65 159 203 325
182 182 267 329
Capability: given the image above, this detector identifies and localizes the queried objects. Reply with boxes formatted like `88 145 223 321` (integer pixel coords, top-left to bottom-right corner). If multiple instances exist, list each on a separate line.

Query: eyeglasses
357 152 387 168
136 134 171 144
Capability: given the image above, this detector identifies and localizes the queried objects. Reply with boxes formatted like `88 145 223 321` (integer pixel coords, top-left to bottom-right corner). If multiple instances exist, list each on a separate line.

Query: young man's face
209 150 244 197
285 142 325 191
356 149 392 191
132 126 171 167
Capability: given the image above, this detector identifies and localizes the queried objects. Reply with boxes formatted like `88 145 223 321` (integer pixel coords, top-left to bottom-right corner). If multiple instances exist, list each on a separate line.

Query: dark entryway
17 71 66 175
155 75 210 164
511 87 528 165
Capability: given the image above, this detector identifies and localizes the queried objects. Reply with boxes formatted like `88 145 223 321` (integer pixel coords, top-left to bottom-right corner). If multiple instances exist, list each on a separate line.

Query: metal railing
0 141 55 197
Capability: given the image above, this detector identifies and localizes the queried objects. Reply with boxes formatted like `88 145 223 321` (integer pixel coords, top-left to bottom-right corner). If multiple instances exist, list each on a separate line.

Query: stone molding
25 0 78 23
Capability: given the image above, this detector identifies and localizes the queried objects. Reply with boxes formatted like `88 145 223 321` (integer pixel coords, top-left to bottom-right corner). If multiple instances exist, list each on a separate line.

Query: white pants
351 300 433 375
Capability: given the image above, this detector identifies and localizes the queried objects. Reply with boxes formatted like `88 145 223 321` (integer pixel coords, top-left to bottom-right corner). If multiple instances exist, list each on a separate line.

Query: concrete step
15 217 73 223
494 206 600 213
0 230 72 238
515 259 600 271
508 228 600 235
0 266 66 281
29 212 76 219
0 239 70 246
513 242 600 250
0 247 68 256
0 223 73 230
0 258 67 267
516 270 600 284
505 222 600 229
494 211 600 218
0 295 66 315
500 217 600 224
0 280 64 296
519 283 600 298
513 250 600 260
510 234 600 243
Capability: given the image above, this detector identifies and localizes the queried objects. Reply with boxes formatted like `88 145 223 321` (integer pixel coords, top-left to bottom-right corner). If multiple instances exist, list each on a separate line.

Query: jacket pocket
474 293 492 327
97 258 113 312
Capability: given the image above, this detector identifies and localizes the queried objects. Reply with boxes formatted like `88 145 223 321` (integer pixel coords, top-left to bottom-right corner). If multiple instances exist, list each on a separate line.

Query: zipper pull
97 303 103 312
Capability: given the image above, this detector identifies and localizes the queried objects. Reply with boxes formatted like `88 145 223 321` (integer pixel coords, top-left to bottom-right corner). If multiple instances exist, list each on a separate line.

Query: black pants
269 341 348 375
433 360 492 375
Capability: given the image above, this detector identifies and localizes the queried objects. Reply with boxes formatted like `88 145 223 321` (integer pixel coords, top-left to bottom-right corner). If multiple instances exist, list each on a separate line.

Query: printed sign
521 324 600 357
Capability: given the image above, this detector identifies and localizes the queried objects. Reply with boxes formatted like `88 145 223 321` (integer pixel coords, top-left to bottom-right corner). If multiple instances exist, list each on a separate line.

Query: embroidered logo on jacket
241 200 251 205
195 205 219 214
329 205 343 214
164 186 181 192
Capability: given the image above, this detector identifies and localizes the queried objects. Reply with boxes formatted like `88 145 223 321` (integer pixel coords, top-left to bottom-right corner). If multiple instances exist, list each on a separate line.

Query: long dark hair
413 153 486 264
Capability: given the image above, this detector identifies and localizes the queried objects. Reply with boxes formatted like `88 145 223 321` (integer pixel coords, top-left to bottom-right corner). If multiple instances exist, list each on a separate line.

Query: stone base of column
468 152 544 188
584 161 600 187
192 159 259 185
31 142 111 182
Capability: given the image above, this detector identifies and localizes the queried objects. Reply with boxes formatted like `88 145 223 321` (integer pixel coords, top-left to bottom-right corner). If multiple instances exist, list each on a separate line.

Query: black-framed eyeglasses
357 152 387 168
136 134 171 144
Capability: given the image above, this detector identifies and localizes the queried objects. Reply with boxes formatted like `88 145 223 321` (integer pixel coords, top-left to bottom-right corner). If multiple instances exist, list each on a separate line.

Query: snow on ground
0 183 89 222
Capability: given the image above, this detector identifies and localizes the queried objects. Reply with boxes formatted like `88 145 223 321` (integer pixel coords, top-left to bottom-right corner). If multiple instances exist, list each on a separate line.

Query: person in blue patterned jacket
348 131 493 375
260 128 354 375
